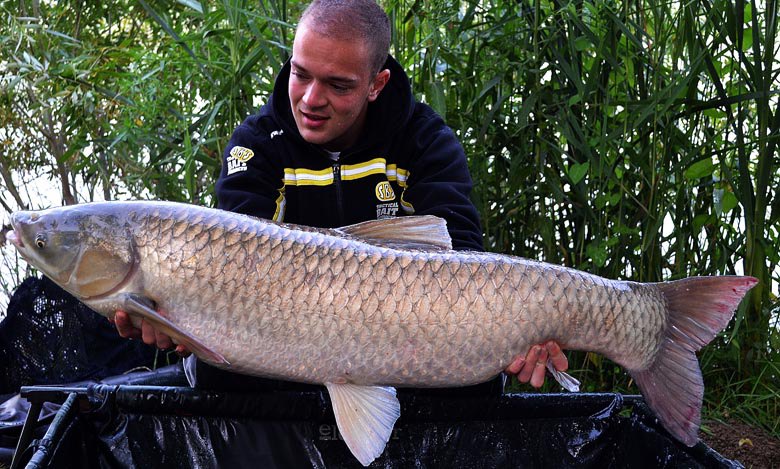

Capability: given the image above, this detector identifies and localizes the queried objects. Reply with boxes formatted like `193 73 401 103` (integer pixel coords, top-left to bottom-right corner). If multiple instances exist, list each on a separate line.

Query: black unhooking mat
1 277 743 468
0 276 158 465
10 380 743 468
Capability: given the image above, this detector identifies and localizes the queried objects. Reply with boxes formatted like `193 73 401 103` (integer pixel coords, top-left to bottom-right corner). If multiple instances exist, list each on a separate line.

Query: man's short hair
299 0 391 74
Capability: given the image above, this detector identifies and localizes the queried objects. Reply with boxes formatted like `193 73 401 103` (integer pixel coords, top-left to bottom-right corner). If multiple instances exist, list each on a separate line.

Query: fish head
8 204 136 300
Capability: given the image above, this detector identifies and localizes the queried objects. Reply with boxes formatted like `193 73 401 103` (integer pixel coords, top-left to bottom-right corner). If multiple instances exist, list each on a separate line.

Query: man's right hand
112 310 190 356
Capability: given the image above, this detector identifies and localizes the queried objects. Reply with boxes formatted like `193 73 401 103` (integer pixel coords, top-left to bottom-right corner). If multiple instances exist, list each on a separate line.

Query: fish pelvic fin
631 276 758 446
325 383 400 466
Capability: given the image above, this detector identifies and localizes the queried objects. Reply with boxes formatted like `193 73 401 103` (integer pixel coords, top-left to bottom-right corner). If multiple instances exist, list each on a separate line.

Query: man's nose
302 81 327 108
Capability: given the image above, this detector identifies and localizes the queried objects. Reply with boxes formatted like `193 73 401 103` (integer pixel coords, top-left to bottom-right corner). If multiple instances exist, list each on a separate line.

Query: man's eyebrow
290 60 358 85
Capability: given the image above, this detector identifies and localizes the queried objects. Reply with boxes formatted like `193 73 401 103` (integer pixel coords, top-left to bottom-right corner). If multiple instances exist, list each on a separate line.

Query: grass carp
7 201 757 466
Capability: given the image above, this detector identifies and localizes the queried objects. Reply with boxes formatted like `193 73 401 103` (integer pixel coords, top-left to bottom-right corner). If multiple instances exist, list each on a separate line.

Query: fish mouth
7 212 25 249
6 229 24 249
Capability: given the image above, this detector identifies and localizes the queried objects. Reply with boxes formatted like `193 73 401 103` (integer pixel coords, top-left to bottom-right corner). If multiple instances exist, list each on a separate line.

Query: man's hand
111 310 190 356
505 341 568 388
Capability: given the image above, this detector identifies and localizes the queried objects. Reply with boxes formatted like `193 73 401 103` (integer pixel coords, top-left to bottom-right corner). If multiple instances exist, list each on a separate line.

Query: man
115 0 567 391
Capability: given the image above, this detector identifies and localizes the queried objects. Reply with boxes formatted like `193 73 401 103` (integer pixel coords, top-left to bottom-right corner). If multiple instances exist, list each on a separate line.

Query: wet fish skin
7 201 757 466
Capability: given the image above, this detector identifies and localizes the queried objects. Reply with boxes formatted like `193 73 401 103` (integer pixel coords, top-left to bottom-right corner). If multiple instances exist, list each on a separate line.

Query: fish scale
8 200 757 465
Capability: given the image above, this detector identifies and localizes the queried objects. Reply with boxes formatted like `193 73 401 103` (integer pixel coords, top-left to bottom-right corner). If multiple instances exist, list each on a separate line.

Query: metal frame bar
9 401 42 469
9 388 85 469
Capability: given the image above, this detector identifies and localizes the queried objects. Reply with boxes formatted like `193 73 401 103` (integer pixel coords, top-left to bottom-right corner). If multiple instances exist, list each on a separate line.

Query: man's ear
368 69 391 102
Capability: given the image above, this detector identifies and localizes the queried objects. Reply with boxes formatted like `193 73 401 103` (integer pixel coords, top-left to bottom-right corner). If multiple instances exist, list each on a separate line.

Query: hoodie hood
269 55 415 155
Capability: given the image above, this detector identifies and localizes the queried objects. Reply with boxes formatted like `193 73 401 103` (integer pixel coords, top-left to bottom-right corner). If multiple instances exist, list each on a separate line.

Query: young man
115 0 567 391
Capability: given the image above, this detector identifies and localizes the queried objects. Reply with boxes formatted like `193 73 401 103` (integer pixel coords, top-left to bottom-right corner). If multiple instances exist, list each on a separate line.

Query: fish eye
35 235 46 249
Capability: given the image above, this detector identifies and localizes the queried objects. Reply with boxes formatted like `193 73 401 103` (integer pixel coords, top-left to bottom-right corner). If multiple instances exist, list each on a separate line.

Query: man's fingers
155 329 173 350
140 320 157 346
510 342 569 388
530 348 549 388
517 346 541 383
545 341 568 372
175 345 192 357
505 354 525 375
114 310 177 351
140 321 175 350
114 311 142 339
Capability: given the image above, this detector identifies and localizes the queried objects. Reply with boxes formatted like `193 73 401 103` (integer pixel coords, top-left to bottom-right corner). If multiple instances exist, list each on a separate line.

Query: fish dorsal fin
325 383 400 467
337 215 452 251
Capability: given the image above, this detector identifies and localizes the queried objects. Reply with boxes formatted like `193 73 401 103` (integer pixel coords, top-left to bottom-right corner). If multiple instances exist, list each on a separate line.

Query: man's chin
300 131 330 145
299 128 341 149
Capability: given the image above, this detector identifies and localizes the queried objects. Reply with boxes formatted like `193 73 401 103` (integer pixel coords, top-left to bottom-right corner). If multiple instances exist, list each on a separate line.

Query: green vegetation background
1 0 777 435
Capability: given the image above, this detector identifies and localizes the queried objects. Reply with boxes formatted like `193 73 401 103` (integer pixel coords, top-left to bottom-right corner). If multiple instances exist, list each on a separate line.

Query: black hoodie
215 56 483 251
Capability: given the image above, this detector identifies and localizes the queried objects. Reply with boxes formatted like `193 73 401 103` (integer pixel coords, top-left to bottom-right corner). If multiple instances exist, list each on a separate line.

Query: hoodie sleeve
402 105 484 252
215 114 285 220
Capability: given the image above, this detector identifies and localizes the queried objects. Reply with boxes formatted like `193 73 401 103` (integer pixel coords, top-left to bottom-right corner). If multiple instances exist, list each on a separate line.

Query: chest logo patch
227 146 254 175
375 181 396 202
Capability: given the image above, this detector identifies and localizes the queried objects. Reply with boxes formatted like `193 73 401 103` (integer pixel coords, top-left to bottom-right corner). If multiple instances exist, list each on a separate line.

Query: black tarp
1 277 745 468
10 375 742 468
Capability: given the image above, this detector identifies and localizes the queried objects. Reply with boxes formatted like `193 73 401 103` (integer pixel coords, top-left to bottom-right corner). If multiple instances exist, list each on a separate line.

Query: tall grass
386 0 778 431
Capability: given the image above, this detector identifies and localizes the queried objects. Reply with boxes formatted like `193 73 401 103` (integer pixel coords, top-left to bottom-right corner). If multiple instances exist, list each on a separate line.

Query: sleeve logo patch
227 146 254 175
375 181 396 202
230 146 255 162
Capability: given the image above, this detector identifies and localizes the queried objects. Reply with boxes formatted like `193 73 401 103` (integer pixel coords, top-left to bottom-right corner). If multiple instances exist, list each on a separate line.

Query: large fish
7 201 756 465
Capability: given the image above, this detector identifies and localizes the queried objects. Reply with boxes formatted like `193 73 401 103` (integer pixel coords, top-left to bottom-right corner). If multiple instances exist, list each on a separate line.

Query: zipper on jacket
332 163 345 226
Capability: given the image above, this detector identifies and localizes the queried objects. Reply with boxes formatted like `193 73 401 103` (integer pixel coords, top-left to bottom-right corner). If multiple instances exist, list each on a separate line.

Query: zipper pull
332 163 344 226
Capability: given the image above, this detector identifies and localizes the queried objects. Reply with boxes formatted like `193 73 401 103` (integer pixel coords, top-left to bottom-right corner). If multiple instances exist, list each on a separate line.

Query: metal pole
18 393 79 469
9 401 42 469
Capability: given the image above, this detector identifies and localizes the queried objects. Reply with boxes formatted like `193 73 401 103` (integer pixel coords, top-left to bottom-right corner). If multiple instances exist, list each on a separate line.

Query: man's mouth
300 110 328 122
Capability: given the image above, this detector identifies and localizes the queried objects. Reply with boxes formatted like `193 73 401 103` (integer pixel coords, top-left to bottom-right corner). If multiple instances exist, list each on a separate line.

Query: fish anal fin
325 383 400 466
120 293 230 367
546 360 580 392
338 216 452 251
632 276 758 446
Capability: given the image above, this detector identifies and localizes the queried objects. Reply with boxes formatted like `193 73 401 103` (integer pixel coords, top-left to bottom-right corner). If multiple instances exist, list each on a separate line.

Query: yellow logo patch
375 181 396 202
230 146 255 162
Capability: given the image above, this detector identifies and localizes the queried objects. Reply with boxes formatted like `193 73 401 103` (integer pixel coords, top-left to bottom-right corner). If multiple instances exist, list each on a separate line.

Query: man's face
289 22 389 151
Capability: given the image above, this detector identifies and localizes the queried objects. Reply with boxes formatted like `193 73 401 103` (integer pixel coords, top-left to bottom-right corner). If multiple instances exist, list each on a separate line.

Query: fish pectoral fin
325 383 400 467
119 293 230 367
337 216 453 251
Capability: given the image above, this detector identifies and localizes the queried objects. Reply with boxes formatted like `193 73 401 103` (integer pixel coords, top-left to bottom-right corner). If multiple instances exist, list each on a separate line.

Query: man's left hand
505 341 568 388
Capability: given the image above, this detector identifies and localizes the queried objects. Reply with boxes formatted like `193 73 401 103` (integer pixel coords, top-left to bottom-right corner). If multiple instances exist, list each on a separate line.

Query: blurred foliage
0 0 778 431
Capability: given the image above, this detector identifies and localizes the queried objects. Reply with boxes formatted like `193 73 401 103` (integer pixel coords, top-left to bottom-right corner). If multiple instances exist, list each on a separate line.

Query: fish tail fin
631 276 757 446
